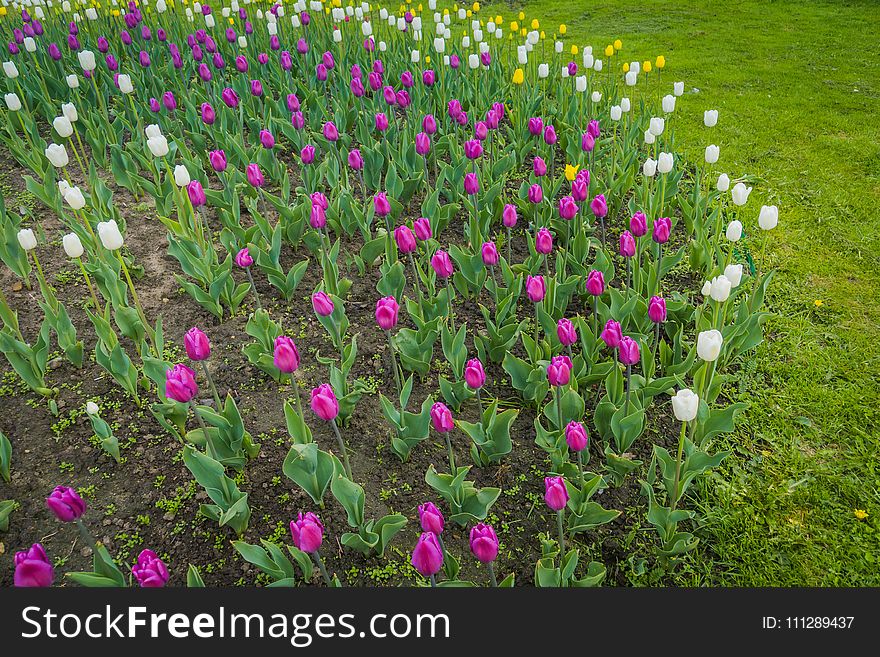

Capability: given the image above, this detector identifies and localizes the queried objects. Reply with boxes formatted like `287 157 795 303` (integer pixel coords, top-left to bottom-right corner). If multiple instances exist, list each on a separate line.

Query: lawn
484 0 880 584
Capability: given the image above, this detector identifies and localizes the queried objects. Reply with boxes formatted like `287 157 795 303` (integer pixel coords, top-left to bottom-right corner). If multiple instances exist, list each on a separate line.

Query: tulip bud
234 247 253 268
311 383 339 421
274 336 300 373
173 165 191 187
724 264 744 288
14 544 54 588
697 329 723 362
565 421 588 452
290 512 324 553
547 355 572 386
657 152 674 174
469 523 499 563
648 296 668 323
535 227 553 254
673 81 685 96
671 389 699 422
375 296 400 331
86 401 100 416
705 144 720 164
590 194 608 218
464 358 486 390
731 182 752 206
411 532 443 577
758 205 779 230
97 220 123 250
709 275 732 302
132 549 169 588
45 143 70 168
431 249 454 279
557 318 578 346
586 270 605 297
600 320 623 349
526 275 546 303
704 109 718 127
544 476 569 511
312 292 335 317
184 327 211 361
165 363 198 403
414 218 433 241
62 233 84 259
652 217 672 244
17 228 37 251
418 502 444 535
46 485 86 522
619 231 636 258
618 336 641 365
662 94 677 113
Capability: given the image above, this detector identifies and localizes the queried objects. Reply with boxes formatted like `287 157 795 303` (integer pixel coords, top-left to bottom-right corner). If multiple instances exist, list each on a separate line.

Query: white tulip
4 93 21 111
731 182 752 206
561 66 570 79
697 330 723 362
610 105 622 121
97 220 124 251
495 29 503 39
17 228 37 251
704 109 718 127
716 173 730 192
77 50 96 71
379 41 387 52
554 40 563 54
575 76 587 93
362 21 373 36
673 81 684 96
620 97 631 112
64 186 86 210
662 94 676 113
591 91 602 103
435 37 446 53
145 124 162 140
701 280 712 296
594 59 603 72
53 116 74 138
671 389 699 422
332 29 342 43
410 49 420 63
45 143 70 168
62 103 78 123
630 61 641 75
724 264 744 288
267 21 277 36
63 233 84 258
238 36 247 48
758 205 779 230
649 116 665 136
643 158 657 177
117 74 134 94
204 13 215 27
583 53 594 68
709 275 732 302
85 7 97 20
66 74 80 89
86 401 100 416
657 152 674 174
705 144 719 164
625 70 637 86
379 7 388 19
726 220 743 242
516 45 527 64
644 130 656 145
58 180 72 196
24 37 37 53
3 61 19 79
173 165 191 187
147 135 170 158
468 53 479 69
538 63 549 78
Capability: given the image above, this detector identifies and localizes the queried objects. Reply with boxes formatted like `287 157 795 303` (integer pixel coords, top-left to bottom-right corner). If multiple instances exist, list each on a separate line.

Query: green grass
484 0 880 585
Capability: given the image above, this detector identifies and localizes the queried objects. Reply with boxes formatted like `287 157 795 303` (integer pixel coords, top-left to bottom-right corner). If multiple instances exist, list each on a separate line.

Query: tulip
14 544 54 587
165 364 198 403
657 152 674 174
312 292 335 317
618 336 641 365
662 94 676 113
46 485 86 522
173 165 191 187
464 139 483 160
63 233 84 259
526 275 546 303
502 204 518 228
528 183 544 205
630 212 648 237
132 549 169 588
373 192 391 217
146 135 169 158
557 318 578 347
566 420 589 452
63 187 85 211
4 93 21 111
209 150 227 173
671 389 699 422
464 358 486 390
653 217 671 244
422 114 438 134
290 512 324 553
415 132 431 156
544 476 569 511
200 102 216 125
414 218 432 241
431 402 455 436
643 158 658 177
348 149 364 171
97 220 124 251
246 163 264 188
535 228 554 255
311 384 339 422
731 182 752 206
586 270 605 297
590 194 608 219
725 264 744 288
375 296 399 331
259 130 275 150
648 296 667 323
184 327 211 361
600 320 623 350
418 502 444 535
431 250 454 279
273 336 300 374
759 205 779 230
323 121 339 142
547 355 572 387
717 173 731 192
481 241 499 267
17 228 36 251
619 231 636 258
411 532 443 579
705 144 720 164
45 143 70 168
726 220 743 242
543 125 557 145
697 329 723 362
533 157 547 177
221 87 239 108
704 109 719 127
394 226 417 254
470 523 499 565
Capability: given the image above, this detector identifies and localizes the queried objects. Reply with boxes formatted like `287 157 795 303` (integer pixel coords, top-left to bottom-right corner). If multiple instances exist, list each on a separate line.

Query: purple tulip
630 211 648 237
250 79 263 97
543 125 557 145
221 87 240 108
418 502 444 535
411 532 444 577
619 230 636 257
533 156 547 177
165 364 198 403
280 50 292 70
209 149 227 173
290 512 324 553
375 112 389 132
46 485 86 522
557 318 578 346
618 336 641 365
450 54 461 69
259 129 275 149
138 50 150 67
350 77 365 97
235 247 253 268
414 218 432 241
567 61 578 76
161 91 176 111
430 402 454 433
291 112 305 130
565 421 588 452
559 196 579 220
600 320 623 349
132 549 169 588
395 226 417 254
547 355 572 386
526 275 546 303
571 178 588 203
481 51 492 67
368 71 382 91
588 120 601 138
246 163 265 188
286 93 301 113
652 217 671 244
311 384 339 421
373 192 391 216
348 149 364 170
48 43 62 60
198 63 212 82
591 194 608 218
296 38 308 55
201 102 216 125
535 227 553 254
648 296 667 323
431 249 454 279
184 327 211 361
396 90 411 110
323 121 339 142
274 336 300 373
581 132 596 152
464 358 486 390
149 97 161 113
187 181 207 208
401 70 414 88
481 241 499 266
415 132 431 156
464 172 479 195
544 476 569 511
312 292 335 317
375 296 400 331
502 204 518 228
586 270 605 296
469 523 499 563
316 63 328 81
422 69 436 86
422 114 438 134
528 183 544 205
14 544 54 587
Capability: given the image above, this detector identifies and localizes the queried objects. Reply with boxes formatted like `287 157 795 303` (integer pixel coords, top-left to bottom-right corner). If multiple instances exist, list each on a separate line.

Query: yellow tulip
519 11 525 20
228 16 234 24
540 30 545 40
614 39 622 50
418 3 423 10
0 7 7 16
512 68 524 84
510 21 519 31
495 15 502 24
466 10 472 18
564 164 580 181
520 28 527 37
655 55 666 69
443 8 449 14
559 24 567 35
472 2 480 12
531 18 539 29
604 44 614 57
570 45 579 55
623 62 629 72
113 8 121 15
643 60 652 72
454 3 459 10
425 55 431 64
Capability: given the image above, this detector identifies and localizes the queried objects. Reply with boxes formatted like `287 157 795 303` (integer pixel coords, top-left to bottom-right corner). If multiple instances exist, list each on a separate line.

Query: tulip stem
506 226 512 264
429 574 437 588
312 551 333 586
669 420 689 521
556 509 566 555
576 450 586 488
487 561 498 588
625 363 632 416
330 419 352 480
293 379 304 418
190 401 207 431
75 518 97 552
443 431 456 473
385 330 402 400
445 280 455 333
76 257 103 314
245 267 262 310
593 296 599 338
407 252 425 320
201 360 222 409
556 385 564 431
116 251 157 352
